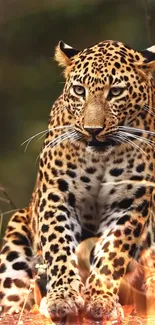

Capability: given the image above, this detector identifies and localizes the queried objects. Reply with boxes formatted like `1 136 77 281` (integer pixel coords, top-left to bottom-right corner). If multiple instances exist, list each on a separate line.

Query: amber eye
109 87 124 97
72 85 85 97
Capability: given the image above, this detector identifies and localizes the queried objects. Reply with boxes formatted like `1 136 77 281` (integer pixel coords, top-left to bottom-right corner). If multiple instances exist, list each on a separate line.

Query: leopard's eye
72 85 85 97
109 87 124 97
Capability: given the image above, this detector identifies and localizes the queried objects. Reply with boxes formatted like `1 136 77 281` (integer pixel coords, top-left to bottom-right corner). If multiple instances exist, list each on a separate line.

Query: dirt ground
1 306 155 325
1 240 155 325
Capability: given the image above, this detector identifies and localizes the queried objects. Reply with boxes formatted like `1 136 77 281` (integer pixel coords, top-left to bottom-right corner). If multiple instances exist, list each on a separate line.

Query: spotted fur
0 40 155 321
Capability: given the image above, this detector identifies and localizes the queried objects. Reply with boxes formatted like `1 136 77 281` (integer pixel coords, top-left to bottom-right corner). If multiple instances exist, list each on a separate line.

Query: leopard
0 39 155 322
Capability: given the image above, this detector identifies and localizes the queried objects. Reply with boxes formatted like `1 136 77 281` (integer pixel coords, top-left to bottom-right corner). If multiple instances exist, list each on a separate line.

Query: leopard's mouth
88 137 116 148
75 129 119 150
87 133 118 149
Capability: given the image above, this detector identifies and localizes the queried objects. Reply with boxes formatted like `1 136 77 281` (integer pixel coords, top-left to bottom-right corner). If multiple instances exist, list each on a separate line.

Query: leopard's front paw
85 294 124 322
40 289 84 319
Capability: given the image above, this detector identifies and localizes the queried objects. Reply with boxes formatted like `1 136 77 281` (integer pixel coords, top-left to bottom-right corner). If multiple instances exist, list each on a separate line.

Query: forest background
0 0 155 240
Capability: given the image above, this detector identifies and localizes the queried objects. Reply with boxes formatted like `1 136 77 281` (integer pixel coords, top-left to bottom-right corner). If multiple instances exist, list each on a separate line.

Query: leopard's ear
141 45 155 63
136 45 155 82
141 46 155 83
55 41 80 68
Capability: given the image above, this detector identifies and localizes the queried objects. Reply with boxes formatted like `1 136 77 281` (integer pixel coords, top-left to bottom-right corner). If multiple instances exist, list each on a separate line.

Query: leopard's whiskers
143 104 155 117
1 208 19 216
46 130 75 149
21 125 73 152
116 132 147 156
118 131 155 148
102 179 155 187
21 129 49 152
118 125 155 137
35 129 75 163
69 130 82 144
110 134 124 145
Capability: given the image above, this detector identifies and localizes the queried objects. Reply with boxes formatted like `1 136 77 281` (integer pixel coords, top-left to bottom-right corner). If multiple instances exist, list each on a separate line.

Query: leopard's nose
84 127 103 136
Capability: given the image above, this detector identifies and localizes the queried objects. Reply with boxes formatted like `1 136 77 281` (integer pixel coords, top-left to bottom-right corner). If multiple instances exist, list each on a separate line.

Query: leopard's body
0 40 155 321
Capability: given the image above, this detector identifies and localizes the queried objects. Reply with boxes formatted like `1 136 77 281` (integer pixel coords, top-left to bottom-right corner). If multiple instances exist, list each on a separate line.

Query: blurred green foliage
0 0 155 238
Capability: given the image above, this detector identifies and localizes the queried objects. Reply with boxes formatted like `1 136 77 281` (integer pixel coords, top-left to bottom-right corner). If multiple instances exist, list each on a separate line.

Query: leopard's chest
74 151 130 232
77 148 149 233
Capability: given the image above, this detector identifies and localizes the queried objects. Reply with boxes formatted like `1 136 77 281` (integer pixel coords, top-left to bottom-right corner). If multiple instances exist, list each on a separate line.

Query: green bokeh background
0 0 155 238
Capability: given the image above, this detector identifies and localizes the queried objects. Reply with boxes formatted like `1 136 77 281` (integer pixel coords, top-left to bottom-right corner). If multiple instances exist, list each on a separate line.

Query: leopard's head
55 40 155 149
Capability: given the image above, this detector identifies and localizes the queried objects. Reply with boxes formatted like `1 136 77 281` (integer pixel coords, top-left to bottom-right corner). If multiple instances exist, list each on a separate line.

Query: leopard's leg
136 246 155 297
0 208 35 314
84 204 151 321
125 243 155 314
38 190 84 319
131 189 155 300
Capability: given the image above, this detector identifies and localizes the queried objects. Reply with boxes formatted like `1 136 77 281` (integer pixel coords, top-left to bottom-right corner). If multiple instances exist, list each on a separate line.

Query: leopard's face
55 40 155 149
